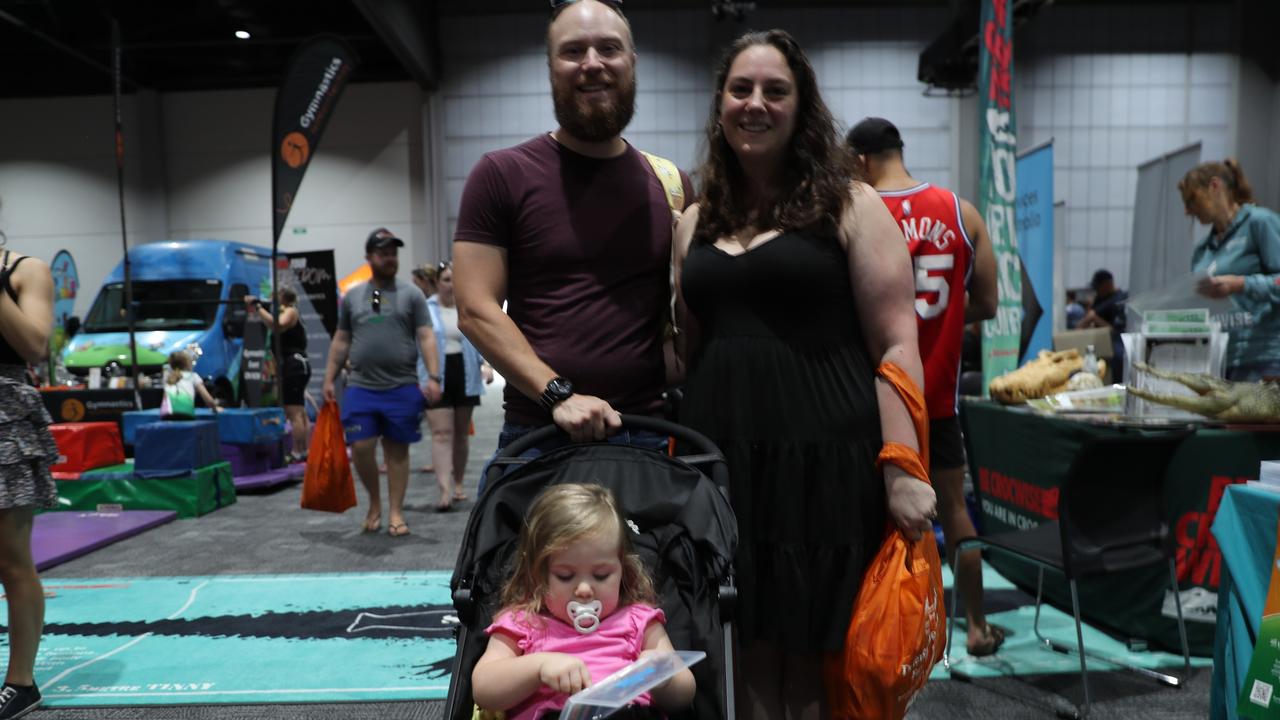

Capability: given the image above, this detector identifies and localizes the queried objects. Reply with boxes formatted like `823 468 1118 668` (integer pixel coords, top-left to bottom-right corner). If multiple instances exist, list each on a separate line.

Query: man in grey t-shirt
323 229 442 537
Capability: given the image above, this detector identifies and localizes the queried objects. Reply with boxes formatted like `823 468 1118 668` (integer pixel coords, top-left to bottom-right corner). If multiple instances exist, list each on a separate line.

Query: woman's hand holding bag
824 362 946 720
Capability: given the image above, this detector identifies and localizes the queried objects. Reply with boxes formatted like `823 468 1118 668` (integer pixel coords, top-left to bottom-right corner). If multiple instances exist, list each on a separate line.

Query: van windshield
83 280 223 332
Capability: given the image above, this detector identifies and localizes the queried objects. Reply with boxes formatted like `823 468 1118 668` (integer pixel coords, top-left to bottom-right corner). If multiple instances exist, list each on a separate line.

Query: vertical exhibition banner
1016 142 1054 363
978 0 1022 391
269 35 356 406
271 36 357 247
280 250 339 411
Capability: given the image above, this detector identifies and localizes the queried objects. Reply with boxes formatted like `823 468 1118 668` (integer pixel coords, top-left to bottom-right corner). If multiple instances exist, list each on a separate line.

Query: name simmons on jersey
886 192 972 321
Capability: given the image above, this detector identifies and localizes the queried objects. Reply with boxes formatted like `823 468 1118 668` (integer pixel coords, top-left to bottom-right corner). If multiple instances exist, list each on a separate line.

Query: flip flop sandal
361 518 382 533
388 522 411 537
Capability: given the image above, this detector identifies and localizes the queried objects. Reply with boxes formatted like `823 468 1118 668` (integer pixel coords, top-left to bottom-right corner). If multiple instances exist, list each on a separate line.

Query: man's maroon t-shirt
454 134 689 425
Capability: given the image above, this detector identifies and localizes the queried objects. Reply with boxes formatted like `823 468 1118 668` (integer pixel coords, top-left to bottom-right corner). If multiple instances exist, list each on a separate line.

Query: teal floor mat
25 572 456 707
932 562 1212 680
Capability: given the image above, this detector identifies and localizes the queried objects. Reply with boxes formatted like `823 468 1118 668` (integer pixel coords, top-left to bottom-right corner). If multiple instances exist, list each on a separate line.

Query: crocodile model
1127 361 1280 423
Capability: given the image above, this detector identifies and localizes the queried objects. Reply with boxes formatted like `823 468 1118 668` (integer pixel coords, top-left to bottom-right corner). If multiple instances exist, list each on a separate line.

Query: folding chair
945 429 1194 719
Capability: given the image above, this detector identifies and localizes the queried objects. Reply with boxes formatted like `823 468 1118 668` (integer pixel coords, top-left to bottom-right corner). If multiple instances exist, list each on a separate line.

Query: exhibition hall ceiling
0 0 1248 99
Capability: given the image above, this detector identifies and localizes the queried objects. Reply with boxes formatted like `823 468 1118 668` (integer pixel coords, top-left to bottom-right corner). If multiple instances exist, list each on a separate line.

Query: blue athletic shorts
341 384 426 444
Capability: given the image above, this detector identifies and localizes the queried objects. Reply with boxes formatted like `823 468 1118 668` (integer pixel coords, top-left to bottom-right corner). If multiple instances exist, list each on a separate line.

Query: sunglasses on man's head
371 288 381 315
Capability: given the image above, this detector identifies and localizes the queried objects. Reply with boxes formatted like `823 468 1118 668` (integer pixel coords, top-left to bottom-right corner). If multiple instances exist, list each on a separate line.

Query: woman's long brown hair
694 29 859 246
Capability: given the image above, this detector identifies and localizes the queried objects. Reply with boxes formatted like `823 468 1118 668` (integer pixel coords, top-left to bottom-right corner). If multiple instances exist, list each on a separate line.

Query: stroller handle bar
499 414 723 460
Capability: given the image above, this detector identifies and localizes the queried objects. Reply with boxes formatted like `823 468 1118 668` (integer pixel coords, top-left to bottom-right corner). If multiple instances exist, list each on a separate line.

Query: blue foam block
122 408 285 446
216 408 287 445
121 409 213 446
134 421 222 478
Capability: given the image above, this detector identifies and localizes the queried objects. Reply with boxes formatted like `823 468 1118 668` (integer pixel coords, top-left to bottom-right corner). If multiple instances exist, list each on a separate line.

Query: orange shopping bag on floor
824 362 946 719
301 402 356 513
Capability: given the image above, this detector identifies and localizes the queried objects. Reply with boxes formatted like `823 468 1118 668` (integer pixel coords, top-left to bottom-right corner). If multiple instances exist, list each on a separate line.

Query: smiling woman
673 29 933 719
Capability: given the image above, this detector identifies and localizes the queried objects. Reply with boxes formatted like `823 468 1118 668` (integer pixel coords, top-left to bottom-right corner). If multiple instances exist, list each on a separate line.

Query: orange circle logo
61 398 86 422
281 132 310 169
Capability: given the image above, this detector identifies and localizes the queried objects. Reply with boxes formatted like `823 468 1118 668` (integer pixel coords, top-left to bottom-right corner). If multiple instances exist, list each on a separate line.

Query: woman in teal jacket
420 262 492 511
1180 159 1280 381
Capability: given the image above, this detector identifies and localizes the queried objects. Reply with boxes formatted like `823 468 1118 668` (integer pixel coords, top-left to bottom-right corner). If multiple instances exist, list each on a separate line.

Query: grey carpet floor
34 380 1215 718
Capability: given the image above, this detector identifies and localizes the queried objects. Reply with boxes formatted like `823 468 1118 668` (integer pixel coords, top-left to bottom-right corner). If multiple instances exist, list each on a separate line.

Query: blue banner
1016 143 1054 363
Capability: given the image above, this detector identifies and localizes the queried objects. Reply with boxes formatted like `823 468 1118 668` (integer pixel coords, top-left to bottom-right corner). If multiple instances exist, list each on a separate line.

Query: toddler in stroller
446 417 738 720
472 483 695 719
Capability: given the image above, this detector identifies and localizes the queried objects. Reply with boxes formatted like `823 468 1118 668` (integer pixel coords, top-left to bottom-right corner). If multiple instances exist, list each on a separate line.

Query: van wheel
212 377 237 407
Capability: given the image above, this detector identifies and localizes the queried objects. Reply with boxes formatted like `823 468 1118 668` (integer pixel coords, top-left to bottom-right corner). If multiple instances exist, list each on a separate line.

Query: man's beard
371 259 398 282
552 74 636 144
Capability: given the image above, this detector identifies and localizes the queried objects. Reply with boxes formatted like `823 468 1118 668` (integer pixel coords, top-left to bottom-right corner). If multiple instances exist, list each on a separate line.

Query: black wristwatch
539 376 574 411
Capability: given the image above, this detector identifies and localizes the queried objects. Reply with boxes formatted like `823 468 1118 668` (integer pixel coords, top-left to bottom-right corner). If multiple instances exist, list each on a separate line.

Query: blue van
62 240 273 402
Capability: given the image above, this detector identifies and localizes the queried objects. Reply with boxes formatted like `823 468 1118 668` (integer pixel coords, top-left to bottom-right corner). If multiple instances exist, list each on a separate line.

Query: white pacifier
566 600 603 634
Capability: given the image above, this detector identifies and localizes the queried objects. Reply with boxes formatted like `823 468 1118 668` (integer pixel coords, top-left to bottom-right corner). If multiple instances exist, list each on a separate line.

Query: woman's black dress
680 231 885 653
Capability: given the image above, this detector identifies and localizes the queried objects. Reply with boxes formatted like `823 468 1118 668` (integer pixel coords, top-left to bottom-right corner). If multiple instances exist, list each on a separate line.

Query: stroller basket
446 416 738 720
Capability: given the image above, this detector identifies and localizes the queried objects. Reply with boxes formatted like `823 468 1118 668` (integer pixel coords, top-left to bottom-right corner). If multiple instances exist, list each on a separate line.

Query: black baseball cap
847 117 904 155
1090 269 1113 290
366 228 405 253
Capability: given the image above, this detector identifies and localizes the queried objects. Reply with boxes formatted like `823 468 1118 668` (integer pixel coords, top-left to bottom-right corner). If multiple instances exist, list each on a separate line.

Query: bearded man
452 0 692 457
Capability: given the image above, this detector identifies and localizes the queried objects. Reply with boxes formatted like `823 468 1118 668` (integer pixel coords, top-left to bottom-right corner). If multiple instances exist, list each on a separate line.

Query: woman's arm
639 621 696 711
840 182 936 540
670 203 703 384
471 633 590 711
244 296 299 332
0 256 54 364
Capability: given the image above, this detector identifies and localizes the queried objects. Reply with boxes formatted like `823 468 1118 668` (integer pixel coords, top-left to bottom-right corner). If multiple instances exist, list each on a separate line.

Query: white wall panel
1019 52 1234 289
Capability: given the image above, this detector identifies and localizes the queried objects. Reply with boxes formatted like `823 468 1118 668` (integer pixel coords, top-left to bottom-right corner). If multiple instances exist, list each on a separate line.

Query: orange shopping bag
824 362 946 719
301 402 357 513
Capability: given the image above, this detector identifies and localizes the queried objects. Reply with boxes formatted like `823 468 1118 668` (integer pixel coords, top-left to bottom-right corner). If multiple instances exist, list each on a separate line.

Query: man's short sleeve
338 292 352 333
411 287 431 329
454 155 512 247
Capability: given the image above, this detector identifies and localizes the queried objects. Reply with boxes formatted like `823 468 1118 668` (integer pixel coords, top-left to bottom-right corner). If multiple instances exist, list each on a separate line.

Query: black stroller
445 416 738 720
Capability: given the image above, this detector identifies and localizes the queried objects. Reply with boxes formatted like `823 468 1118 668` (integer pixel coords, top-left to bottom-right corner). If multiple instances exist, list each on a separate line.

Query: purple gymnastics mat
33 510 177 571
233 463 304 491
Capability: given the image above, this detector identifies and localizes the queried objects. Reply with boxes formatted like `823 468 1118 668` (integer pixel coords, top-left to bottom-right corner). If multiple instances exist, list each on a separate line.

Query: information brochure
559 650 705 720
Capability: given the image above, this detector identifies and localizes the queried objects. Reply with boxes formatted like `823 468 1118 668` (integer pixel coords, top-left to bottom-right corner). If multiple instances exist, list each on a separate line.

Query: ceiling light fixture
234 30 251 40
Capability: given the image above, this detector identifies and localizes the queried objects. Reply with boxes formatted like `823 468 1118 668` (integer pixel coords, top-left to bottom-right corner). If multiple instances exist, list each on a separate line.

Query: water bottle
1083 344 1099 376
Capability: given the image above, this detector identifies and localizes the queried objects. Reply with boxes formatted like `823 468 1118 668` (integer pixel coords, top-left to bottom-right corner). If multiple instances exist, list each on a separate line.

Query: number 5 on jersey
914 255 954 320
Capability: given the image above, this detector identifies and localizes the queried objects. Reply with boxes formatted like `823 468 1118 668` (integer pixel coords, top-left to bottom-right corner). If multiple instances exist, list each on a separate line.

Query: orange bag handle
874 361 930 482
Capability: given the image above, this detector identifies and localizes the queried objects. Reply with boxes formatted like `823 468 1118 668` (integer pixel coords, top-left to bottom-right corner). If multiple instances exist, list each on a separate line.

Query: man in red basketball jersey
849 117 1002 656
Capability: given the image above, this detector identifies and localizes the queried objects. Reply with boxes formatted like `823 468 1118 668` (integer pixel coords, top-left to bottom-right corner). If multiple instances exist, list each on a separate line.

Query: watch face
548 377 573 400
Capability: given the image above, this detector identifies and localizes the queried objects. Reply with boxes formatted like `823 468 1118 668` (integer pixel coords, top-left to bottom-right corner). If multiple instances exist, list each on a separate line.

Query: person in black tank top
246 286 311 461
672 31 935 718
0 241 59 717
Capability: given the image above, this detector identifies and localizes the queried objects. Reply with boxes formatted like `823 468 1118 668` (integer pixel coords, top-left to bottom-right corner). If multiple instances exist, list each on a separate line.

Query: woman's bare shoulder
4 252 50 277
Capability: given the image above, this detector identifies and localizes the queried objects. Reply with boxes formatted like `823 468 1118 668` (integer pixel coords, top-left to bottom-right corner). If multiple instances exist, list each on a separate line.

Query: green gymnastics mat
56 461 236 518
21 572 456 707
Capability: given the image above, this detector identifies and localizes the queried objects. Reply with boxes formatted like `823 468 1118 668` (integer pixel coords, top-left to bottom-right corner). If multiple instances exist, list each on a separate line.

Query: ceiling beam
0 8 147 90
352 0 439 91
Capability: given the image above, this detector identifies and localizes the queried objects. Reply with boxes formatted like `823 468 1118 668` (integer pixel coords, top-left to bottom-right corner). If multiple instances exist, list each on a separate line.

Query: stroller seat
446 417 738 720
